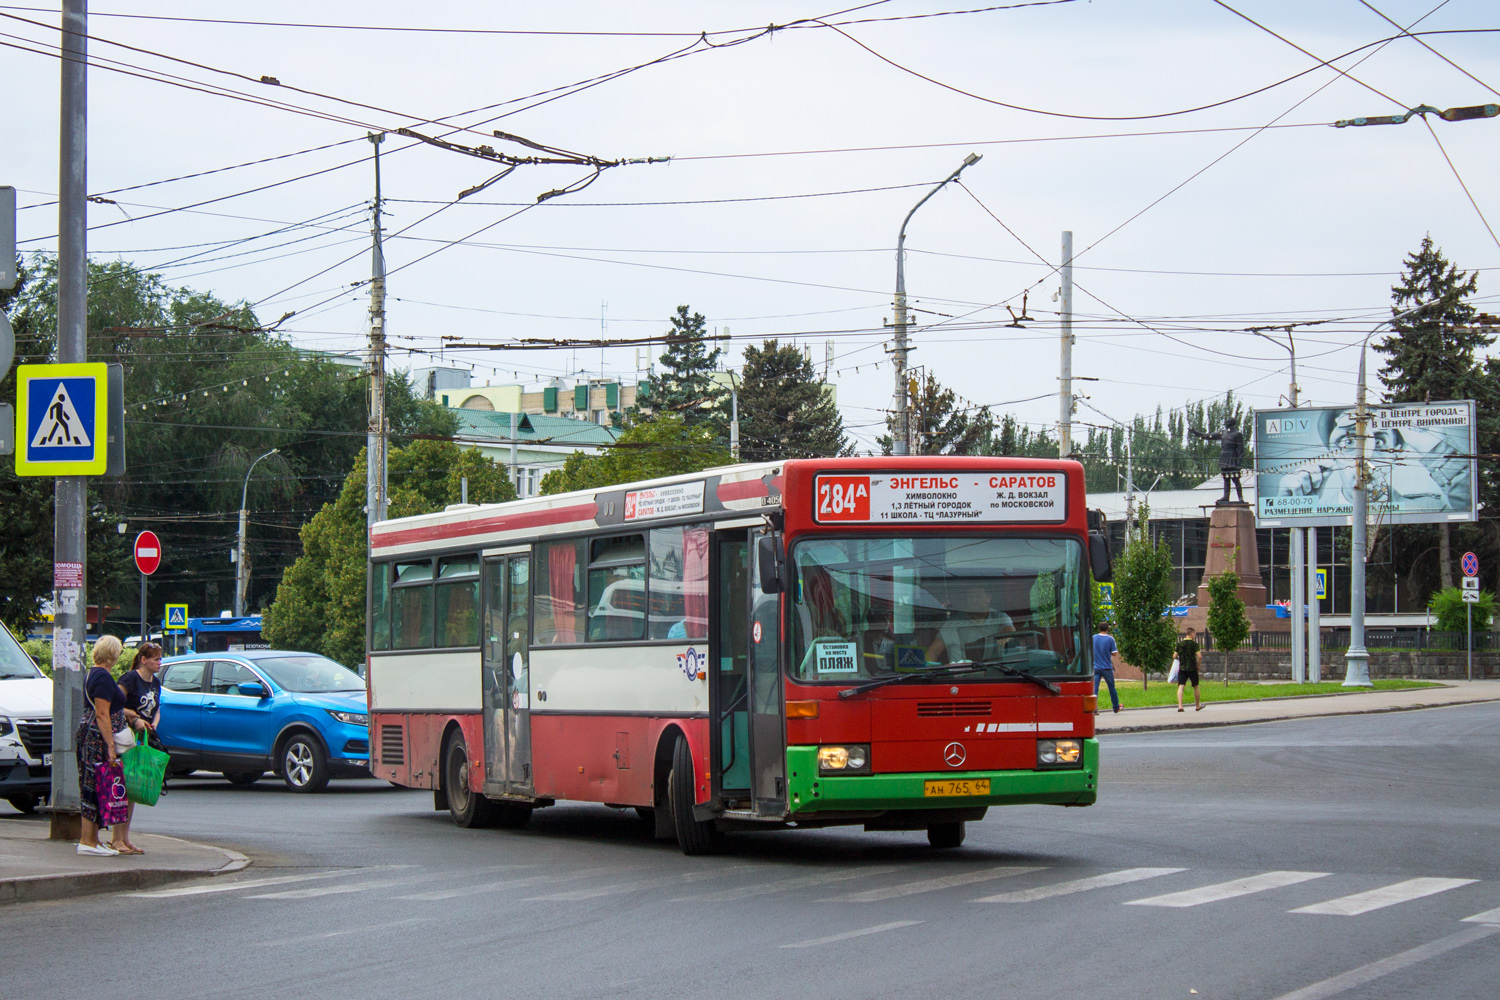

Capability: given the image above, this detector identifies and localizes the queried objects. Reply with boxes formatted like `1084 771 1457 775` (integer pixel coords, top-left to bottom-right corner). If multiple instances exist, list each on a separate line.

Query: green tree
736 339 847 460
1111 506 1177 683
627 306 727 440
1205 568 1250 657
879 370 1014 456
262 441 516 666
1428 586 1494 633
541 412 729 495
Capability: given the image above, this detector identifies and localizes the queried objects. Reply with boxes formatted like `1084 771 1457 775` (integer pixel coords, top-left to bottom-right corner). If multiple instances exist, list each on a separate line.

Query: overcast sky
6 0 1498 452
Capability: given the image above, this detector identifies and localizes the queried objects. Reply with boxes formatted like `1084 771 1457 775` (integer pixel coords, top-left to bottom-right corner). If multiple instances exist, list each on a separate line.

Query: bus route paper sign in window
624 480 705 521
813 472 1067 524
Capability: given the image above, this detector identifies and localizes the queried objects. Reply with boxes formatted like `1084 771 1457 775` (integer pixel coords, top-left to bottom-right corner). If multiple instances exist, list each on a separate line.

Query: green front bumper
786 739 1098 816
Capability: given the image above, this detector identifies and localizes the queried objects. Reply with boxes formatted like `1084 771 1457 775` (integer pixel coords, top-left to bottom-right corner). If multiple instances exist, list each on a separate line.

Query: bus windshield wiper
960 658 1063 695
838 664 984 699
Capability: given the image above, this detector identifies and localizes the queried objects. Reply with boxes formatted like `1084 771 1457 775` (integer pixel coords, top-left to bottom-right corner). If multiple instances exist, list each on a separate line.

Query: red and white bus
367 457 1111 853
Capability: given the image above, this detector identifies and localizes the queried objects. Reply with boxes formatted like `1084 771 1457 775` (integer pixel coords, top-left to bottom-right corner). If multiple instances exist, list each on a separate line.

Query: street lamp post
1346 302 1430 686
892 153 981 456
236 448 279 617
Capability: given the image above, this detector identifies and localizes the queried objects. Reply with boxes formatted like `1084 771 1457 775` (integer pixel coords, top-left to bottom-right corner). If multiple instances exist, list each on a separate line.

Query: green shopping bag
122 730 170 806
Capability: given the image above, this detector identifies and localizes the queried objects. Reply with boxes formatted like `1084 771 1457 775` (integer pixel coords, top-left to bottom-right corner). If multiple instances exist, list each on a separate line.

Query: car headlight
817 744 871 774
1037 739 1082 769
327 710 368 726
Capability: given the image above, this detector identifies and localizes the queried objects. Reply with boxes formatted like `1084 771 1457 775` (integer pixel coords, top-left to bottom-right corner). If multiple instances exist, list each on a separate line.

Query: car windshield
252 655 364 693
790 535 1087 683
0 626 43 680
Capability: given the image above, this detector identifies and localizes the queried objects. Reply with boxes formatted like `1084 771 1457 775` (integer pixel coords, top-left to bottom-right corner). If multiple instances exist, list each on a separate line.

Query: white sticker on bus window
815 641 858 674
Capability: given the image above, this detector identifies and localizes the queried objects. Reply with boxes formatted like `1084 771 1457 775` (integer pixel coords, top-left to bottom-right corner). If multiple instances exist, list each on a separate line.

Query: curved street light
236 447 279 617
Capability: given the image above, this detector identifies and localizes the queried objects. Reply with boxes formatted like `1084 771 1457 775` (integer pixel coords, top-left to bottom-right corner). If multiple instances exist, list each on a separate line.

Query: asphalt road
3 702 1498 1000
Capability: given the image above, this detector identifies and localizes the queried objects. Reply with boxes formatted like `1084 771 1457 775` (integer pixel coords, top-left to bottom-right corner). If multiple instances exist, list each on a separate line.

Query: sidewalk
0 818 248 905
1095 679 1500 734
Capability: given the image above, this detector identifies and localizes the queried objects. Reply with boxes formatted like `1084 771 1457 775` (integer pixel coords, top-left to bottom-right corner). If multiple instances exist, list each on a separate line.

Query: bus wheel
927 821 966 849
443 734 502 829
668 734 721 855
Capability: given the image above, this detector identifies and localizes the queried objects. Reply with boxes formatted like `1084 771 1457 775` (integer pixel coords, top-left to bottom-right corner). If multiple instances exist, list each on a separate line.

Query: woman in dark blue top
77 636 126 856
111 643 163 854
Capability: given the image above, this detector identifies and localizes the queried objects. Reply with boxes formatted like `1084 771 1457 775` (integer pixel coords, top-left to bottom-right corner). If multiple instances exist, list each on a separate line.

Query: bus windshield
790 536 1087 683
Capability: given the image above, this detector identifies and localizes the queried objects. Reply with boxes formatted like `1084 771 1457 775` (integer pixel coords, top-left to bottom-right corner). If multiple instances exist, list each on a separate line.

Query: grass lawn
1108 678 1443 710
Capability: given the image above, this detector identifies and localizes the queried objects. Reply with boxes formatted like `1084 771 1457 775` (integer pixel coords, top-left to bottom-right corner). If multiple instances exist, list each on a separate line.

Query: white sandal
77 843 120 857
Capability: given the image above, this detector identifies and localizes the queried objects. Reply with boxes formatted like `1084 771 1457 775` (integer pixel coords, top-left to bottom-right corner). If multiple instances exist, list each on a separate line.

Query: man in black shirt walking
1175 627 1202 712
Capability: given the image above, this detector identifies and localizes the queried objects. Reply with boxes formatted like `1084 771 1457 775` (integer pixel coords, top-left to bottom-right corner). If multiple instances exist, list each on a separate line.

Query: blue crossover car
157 651 369 792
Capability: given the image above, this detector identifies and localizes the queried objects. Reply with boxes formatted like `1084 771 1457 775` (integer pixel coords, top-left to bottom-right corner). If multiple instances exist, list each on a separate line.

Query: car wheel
5 794 40 814
443 734 503 828
668 734 721 855
224 771 263 786
927 821 966 849
281 734 329 793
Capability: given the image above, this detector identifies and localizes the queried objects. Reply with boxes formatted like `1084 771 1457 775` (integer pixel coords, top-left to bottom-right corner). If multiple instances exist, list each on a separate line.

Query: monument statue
1191 416 1246 505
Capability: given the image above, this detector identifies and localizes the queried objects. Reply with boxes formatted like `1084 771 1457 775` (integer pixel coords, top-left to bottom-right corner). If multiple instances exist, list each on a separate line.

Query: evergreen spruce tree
628 305 728 441
736 340 847 460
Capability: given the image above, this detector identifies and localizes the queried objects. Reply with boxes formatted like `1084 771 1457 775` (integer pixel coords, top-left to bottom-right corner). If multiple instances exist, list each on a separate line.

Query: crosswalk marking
780 921 923 949
974 867 1187 903
1462 905 1500 924
674 866 900 902
823 865 1042 903
128 871 348 898
246 879 403 900
1125 871 1329 908
1290 877 1477 916
1267 924 1500 1000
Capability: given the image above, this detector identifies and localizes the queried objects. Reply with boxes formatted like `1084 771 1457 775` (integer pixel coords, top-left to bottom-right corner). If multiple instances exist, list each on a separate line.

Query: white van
0 626 51 814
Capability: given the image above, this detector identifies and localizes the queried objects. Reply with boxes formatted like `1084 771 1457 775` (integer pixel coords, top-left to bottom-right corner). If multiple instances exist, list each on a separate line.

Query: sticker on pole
14 363 108 475
813 471 1067 524
1461 551 1478 577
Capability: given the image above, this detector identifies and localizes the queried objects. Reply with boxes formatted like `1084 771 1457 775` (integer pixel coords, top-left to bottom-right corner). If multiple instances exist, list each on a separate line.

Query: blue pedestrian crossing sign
1099 582 1114 607
14 363 108 475
165 604 189 631
1315 568 1327 599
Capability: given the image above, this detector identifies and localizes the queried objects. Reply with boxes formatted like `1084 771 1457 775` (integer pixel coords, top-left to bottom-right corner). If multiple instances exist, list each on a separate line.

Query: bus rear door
482 554 533 797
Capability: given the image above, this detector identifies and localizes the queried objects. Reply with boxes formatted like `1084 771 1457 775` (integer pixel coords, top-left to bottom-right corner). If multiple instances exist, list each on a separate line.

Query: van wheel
667 734 721 855
927 821 966 849
5 794 40 814
443 734 503 828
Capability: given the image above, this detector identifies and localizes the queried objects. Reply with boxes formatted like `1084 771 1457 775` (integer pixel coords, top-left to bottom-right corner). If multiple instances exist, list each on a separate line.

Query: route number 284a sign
813 472 1067 524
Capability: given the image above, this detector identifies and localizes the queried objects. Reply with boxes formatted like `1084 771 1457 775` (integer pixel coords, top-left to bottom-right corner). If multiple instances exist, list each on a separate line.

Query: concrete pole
1345 343 1374 687
1059 231 1074 459
1307 526 1321 683
509 411 519 494
1290 528 1305 683
366 133 388 533
49 0 89 837
730 386 740 462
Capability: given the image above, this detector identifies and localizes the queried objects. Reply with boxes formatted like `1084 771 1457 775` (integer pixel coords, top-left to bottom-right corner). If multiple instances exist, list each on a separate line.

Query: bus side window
392 559 435 650
435 555 481 648
588 534 646 642
649 524 710 640
534 539 585 644
370 562 391 652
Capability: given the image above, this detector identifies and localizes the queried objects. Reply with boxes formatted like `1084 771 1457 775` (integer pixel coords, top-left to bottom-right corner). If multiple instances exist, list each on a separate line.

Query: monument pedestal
1183 502 1282 637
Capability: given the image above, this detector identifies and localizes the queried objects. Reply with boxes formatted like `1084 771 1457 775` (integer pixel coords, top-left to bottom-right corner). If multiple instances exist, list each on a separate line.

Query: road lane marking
1462 905 1500 924
1290 877 1477 916
253 916 430 948
974 868 1187 903
246 879 403 900
674 866 900 902
1267 924 1500 1000
823 866 1042 903
780 921 923 949
1124 871 1329 908
521 867 750 901
128 871 349 898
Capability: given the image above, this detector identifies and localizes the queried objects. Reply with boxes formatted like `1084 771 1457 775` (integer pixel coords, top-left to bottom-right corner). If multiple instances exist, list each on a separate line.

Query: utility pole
366 133 388 533
49 0 88 838
1059 231 1074 459
891 153 980 457
730 376 741 463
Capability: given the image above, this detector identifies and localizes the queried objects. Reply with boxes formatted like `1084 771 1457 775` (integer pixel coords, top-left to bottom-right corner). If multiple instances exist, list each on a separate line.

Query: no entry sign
134 530 161 576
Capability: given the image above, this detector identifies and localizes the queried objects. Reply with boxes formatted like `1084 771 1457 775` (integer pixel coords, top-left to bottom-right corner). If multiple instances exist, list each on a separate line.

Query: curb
1098 695 1500 735
0 836 250 906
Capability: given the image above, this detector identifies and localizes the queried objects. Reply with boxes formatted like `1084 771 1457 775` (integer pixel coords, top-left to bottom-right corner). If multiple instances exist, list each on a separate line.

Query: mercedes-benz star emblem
943 742 967 767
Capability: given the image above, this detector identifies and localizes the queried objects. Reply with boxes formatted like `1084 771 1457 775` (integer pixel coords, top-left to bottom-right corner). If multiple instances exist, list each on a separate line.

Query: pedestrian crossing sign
165 604 188 631
14 363 108 475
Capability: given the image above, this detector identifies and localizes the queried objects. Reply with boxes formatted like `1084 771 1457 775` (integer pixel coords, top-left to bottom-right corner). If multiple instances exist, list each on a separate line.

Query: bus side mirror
757 534 785 594
1089 532 1113 582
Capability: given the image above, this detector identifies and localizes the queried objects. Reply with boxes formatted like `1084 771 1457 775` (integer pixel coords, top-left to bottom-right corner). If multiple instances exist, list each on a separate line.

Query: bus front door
747 528 787 818
482 555 534 797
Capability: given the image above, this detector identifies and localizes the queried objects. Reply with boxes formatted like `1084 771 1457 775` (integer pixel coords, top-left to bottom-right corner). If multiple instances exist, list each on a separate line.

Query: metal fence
1200 629 1500 653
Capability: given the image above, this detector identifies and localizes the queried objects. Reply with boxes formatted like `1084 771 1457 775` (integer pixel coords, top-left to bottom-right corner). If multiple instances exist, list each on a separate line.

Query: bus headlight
818 744 871 774
1037 739 1082 769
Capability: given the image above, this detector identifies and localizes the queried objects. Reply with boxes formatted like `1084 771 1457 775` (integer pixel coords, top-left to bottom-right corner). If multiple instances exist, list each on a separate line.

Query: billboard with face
1254 401 1476 527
